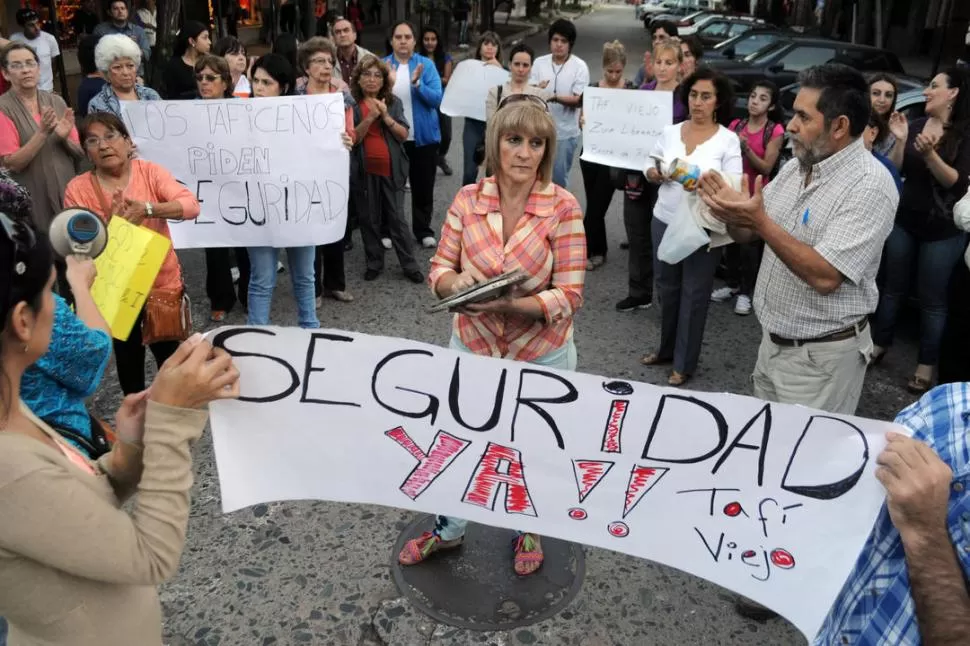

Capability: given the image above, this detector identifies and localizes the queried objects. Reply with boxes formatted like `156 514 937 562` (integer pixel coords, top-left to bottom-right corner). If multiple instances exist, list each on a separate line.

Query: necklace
549 55 570 95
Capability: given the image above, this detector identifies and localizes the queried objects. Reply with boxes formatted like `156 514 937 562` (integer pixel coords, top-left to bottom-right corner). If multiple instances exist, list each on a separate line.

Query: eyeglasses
195 73 221 82
83 130 122 148
6 60 39 71
308 56 334 67
497 93 549 112
0 211 36 281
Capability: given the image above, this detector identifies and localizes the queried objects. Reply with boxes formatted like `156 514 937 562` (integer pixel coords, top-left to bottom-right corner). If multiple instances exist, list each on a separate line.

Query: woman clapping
349 54 424 284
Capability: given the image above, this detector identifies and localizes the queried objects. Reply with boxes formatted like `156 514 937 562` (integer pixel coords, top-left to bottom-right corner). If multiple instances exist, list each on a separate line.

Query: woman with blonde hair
580 40 636 271
398 100 586 576
616 39 686 313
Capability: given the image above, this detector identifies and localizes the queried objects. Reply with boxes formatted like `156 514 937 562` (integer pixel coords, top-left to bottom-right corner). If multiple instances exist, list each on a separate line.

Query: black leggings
113 309 179 395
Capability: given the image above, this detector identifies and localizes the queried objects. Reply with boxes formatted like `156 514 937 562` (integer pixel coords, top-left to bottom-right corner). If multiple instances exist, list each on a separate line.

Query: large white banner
121 95 350 249
440 59 510 121
581 87 673 171
208 326 902 642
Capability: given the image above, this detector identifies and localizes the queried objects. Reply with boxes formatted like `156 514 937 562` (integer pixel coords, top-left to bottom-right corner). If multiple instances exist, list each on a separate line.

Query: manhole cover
391 514 585 630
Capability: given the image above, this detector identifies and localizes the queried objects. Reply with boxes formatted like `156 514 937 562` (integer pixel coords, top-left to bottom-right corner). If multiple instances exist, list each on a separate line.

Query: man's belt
769 318 869 348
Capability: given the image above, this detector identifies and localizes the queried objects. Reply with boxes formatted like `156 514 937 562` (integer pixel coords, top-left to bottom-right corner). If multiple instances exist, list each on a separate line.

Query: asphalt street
88 6 924 644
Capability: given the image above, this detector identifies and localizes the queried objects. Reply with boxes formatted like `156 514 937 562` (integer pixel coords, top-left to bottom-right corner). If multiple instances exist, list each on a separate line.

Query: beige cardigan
0 400 209 646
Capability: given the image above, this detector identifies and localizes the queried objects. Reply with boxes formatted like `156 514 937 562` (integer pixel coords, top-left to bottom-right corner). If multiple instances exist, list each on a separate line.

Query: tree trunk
152 0 182 89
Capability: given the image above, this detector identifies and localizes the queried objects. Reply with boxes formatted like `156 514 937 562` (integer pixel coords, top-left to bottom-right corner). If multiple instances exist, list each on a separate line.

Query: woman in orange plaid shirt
398 97 586 576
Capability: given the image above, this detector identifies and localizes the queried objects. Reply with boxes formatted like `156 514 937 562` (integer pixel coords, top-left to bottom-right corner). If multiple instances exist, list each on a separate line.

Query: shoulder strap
762 120 775 150
732 118 747 134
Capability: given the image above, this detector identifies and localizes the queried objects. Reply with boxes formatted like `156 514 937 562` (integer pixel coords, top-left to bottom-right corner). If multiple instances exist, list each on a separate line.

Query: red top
360 102 391 177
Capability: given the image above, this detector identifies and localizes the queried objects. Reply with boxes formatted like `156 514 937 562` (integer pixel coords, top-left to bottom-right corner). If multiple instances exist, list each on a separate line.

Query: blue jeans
871 225 967 365
462 118 487 186
246 246 319 328
435 334 577 541
553 135 580 187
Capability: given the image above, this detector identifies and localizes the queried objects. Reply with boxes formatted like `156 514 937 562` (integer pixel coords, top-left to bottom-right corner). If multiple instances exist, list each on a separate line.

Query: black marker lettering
510 368 577 449
448 357 507 432
211 328 298 402
642 395 728 463
300 332 361 407
371 349 440 425
711 403 772 486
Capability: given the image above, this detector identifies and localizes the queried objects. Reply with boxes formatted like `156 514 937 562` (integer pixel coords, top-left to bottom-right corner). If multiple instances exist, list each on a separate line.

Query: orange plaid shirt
429 177 586 362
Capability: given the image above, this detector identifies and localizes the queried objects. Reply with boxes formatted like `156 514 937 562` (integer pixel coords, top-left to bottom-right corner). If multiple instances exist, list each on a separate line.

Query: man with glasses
10 9 60 92
529 19 588 187
332 17 371 84
93 0 151 77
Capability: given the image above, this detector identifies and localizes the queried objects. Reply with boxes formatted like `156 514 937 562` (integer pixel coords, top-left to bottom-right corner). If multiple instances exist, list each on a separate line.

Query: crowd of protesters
0 8 967 646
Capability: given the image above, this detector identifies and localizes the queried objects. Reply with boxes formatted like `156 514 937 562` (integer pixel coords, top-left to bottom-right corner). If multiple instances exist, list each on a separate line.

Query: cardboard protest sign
90 216 170 340
581 87 673 171
207 326 902 642
120 95 350 249
440 59 510 121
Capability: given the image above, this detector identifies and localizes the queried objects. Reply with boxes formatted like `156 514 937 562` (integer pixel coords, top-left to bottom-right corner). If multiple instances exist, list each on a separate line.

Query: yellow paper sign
91 217 171 341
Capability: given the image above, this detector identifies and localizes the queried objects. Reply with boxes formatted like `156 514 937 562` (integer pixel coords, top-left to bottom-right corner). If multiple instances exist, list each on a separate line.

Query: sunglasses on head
497 93 549 112
195 73 221 83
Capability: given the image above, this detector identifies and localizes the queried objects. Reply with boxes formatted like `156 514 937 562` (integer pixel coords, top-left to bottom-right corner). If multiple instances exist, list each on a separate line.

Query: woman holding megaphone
63 112 201 395
0 213 240 645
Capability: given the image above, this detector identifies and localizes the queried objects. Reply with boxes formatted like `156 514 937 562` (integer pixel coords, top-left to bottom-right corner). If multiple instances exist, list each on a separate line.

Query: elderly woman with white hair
87 33 161 118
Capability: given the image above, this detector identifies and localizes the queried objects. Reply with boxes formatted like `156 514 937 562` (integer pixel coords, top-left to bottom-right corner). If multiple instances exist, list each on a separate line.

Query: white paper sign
121 95 350 249
208 326 902 642
440 59 510 121
581 87 673 171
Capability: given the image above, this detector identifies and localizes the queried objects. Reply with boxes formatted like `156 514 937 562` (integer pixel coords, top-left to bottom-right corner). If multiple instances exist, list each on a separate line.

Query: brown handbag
88 173 193 345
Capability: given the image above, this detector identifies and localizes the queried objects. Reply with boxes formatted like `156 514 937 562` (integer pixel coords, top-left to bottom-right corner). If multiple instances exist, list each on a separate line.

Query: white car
636 0 675 21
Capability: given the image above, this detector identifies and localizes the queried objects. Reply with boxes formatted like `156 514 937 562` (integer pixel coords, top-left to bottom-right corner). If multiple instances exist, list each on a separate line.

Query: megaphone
49 208 109 258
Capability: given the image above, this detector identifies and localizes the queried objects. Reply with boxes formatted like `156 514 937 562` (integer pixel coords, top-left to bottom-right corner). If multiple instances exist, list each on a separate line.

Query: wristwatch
145 201 154 218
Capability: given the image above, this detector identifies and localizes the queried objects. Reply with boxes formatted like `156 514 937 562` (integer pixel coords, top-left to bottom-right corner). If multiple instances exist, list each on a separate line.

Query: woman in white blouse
641 67 743 386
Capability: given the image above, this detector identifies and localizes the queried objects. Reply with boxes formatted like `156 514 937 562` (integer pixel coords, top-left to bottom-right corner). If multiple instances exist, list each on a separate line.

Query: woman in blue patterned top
0 168 114 458
87 33 161 118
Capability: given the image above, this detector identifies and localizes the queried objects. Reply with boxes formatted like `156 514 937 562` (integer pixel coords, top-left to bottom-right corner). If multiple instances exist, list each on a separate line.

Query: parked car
665 9 717 32
708 36 905 96
646 0 713 27
706 28 791 61
692 16 766 45
770 75 927 123
636 0 676 22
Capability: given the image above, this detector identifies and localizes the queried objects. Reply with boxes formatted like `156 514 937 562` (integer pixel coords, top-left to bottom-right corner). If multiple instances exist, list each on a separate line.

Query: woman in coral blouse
64 112 200 396
398 98 586 576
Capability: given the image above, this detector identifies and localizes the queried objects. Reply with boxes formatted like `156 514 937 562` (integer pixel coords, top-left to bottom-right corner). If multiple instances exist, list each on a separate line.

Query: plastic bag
657 195 710 264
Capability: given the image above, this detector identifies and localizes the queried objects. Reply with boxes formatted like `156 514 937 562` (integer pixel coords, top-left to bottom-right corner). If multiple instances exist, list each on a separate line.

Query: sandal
906 375 932 395
398 531 463 566
640 353 672 366
210 310 227 323
668 371 691 387
513 533 544 576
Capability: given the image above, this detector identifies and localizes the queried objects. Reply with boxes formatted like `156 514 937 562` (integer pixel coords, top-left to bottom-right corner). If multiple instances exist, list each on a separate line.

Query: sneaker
404 180 411 192
711 285 739 302
277 261 285 273
421 236 437 249
325 289 354 302
734 294 752 316
381 237 393 250
230 267 240 283
615 296 652 312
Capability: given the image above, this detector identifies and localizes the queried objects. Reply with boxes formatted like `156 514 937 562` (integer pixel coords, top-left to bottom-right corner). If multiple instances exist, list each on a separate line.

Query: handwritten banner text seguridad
206 326 903 642
121 95 350 249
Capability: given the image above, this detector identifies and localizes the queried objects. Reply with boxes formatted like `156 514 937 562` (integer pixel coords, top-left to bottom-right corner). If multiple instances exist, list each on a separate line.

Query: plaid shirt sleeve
532 194 586 324
814 171 897 285
428 188 470 295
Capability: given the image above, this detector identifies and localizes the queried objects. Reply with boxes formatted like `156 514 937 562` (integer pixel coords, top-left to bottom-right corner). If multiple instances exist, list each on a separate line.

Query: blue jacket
382 53 442 147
